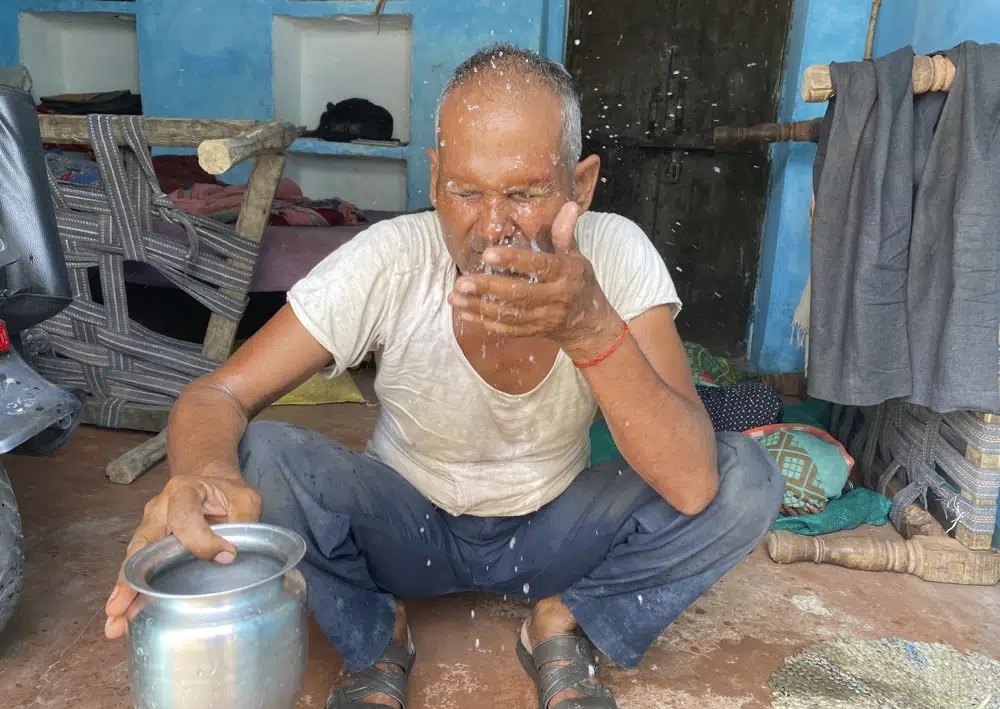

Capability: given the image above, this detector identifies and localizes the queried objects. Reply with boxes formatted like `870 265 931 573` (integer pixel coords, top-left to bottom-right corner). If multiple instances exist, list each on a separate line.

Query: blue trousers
239 422 783 672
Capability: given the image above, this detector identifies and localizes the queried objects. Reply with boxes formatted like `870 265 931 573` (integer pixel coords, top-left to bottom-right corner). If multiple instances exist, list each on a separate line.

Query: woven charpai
24 115 260 428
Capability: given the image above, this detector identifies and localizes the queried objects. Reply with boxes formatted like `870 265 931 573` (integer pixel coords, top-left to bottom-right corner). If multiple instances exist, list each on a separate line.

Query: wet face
429 78 598 275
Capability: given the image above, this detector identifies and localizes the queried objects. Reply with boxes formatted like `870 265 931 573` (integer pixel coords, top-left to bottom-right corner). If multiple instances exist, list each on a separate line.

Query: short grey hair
435 42 583 172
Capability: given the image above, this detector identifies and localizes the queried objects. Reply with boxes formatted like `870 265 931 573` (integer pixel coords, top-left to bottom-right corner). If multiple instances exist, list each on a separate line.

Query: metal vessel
123 523 308 709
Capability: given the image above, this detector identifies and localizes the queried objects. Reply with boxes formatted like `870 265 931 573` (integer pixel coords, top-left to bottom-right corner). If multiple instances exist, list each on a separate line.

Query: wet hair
436 42 583 174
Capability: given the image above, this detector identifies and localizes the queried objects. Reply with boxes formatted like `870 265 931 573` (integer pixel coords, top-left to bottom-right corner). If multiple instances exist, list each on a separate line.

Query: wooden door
566 0 793 357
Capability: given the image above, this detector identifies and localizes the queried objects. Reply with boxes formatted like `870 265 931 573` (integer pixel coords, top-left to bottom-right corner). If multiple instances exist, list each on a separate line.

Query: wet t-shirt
287 210 681 516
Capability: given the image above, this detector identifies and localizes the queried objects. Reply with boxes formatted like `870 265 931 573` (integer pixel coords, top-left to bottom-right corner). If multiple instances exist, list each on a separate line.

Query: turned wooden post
767 530 1000 586
713 119 822 147
801 53 956 102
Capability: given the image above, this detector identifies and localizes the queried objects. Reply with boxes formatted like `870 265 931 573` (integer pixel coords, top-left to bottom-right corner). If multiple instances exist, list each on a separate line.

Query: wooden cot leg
107 429 167 484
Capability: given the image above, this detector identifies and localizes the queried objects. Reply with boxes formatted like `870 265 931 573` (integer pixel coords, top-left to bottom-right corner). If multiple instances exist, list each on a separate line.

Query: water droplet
419 527 425 534
574 39 581 45
713 166 721 173
600 177 607 183
638 594 644 605
426 559 432 567
509 537 517 550
617 469 622 475
523 583 531 595
471 610 476 619
588 664 596 677
475 638 480 649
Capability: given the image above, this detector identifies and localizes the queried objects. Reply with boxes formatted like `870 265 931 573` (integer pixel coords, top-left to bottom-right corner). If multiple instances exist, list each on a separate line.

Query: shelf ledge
289 138 408 159
21 1 138 13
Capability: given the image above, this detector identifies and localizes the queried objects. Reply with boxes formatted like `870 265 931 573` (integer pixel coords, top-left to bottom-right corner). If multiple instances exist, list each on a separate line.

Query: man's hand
447 201 623 361
104 475 262 639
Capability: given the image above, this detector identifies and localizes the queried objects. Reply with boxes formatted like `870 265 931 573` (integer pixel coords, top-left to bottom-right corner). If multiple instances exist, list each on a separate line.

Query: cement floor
1 375 997 708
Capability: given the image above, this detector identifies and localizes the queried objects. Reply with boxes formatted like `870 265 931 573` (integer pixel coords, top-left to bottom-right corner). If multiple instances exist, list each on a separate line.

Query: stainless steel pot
123 523 308 709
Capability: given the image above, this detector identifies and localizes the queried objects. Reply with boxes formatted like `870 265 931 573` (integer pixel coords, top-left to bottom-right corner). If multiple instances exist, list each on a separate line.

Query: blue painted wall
0 0 568 210
875 0 1000 54
749 0 871 373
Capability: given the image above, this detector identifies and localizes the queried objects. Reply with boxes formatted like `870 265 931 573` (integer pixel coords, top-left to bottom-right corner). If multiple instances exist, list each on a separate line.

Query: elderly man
105 44 782 708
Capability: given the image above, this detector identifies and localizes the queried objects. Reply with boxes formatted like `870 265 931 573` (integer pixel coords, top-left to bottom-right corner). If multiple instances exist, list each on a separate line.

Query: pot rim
122 522 307 601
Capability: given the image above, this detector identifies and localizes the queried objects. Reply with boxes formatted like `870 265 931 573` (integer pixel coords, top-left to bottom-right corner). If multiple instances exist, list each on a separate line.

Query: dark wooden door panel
566 0 792 357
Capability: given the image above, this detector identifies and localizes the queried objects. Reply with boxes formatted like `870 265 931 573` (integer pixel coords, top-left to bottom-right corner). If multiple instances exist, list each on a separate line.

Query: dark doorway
565 0 793 357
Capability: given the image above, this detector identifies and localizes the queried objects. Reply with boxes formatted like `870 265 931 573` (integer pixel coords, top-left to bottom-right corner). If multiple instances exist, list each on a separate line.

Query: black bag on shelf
304 98 394 143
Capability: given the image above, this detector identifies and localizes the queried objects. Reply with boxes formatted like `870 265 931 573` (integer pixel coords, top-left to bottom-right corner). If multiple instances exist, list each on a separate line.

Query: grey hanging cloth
906 41 1000 414
807 46 918 407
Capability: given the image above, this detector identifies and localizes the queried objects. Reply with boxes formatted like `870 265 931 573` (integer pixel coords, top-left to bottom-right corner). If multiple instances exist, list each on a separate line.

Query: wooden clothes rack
713 53 956 148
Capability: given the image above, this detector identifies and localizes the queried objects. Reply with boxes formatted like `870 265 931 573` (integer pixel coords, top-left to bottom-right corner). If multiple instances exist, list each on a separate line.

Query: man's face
430 80 584 275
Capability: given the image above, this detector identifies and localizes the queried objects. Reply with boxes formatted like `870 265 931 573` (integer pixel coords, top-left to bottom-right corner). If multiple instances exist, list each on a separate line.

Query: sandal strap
532 636 599 668
379 638 416 674
327 637 415 708
530 636 616 709
341 666 406 706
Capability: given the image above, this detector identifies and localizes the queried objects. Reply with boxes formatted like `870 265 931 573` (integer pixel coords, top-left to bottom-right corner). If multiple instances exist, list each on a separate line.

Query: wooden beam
83 399 169 433
201 152 286 361
39 115 268 147
802 53 956 103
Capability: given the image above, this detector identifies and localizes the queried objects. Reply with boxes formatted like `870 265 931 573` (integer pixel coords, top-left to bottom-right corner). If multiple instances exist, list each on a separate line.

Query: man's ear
427 148 439 209
572 154 601 212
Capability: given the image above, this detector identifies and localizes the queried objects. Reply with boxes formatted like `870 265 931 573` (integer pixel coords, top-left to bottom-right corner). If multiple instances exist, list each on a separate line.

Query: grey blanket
808 41 1000 414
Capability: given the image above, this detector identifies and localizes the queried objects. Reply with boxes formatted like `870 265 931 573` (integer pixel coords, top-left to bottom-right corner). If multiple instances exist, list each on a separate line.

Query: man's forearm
577 325 718 515
166 380 251 480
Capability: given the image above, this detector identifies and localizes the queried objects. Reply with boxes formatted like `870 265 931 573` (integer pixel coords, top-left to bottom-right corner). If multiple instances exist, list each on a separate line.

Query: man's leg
238 421 474 673
513 431 782 704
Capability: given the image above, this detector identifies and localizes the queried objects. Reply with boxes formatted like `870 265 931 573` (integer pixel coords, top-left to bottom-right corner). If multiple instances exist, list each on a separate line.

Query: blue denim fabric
239 422 782 672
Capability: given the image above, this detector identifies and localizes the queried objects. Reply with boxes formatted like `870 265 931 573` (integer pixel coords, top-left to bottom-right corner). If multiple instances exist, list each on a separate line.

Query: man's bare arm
166 304 336 480
578 305 718 515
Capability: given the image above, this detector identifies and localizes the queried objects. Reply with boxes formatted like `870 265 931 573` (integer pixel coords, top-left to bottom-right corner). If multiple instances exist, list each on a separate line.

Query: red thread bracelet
574 322 630 369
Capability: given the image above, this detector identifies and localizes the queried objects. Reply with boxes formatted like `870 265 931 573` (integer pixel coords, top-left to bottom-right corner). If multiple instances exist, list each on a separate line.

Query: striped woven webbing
25 115 261 428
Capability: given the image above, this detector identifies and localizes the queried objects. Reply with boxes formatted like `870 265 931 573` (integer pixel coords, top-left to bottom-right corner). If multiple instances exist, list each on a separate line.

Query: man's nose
478 199 516 243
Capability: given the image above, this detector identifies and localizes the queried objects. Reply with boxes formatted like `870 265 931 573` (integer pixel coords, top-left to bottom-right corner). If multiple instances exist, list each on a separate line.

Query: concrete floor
1 373 997 708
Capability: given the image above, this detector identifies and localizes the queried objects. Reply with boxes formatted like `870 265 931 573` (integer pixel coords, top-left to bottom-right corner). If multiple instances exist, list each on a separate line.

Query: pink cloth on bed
167 179 331 227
